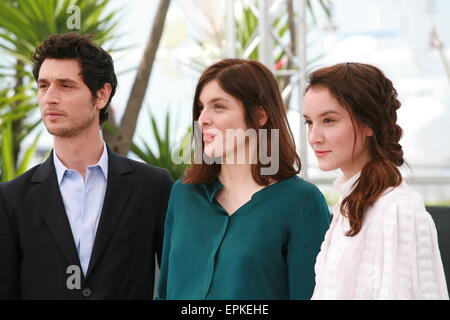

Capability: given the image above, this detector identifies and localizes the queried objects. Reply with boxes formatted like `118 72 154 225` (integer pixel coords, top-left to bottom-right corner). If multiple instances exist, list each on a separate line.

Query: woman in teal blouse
157 59 330 300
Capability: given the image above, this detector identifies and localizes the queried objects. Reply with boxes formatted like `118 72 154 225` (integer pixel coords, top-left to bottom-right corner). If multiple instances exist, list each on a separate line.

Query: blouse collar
204 179 224 203
333 171 361 196
202 175 298 203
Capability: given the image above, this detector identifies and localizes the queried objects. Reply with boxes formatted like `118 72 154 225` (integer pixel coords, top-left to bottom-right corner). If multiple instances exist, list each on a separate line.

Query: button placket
72 172 84 252
78 171 90 275
202 215 230 298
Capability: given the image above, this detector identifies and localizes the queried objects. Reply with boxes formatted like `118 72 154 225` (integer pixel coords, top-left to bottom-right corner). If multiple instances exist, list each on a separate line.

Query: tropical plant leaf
1 121 15 181
131 109 190 181
17 130 43 175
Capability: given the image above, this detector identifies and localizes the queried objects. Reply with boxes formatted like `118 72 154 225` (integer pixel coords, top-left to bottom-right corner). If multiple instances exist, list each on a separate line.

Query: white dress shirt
53 143 108 276
312 172 449 300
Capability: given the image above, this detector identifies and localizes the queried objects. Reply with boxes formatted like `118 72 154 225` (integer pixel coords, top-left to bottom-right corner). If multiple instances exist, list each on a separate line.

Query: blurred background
0 0 449 206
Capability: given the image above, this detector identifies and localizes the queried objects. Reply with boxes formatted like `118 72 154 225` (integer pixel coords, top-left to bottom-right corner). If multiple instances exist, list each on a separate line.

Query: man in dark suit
0 33 173 299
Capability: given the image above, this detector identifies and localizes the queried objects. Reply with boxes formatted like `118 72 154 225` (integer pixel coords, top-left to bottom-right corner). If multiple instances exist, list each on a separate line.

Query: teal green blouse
156 175 330 300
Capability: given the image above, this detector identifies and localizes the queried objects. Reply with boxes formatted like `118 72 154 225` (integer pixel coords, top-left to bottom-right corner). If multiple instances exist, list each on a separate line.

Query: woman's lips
203 133 215 142
315 150 331 158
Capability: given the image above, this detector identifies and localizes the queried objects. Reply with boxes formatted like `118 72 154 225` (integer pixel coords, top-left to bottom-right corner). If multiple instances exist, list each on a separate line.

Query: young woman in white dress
303 62 448 300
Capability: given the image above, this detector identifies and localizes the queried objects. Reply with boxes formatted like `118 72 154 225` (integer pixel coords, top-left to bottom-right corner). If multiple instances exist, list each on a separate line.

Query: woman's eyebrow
318 110 340 117
303 110 340 118
206 97 229 104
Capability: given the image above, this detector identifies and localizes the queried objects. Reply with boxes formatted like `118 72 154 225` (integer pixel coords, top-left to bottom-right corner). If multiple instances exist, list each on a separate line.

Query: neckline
333 171 361 196
204 175 299 216
250 175 298 199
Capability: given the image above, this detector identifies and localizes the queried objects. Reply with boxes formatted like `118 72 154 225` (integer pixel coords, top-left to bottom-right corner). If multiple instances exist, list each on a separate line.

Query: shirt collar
333 171 361 196
203 178 224 203
53 142 108 185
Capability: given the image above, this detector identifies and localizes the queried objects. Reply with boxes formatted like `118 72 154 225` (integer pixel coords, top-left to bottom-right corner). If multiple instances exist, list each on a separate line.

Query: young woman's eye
304 120 312 126
214 104 225 110
323 118 335 124
198 105 204 112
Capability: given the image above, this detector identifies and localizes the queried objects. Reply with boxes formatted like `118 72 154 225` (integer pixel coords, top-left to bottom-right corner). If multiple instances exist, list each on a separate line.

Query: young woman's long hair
183 58 301 185
306 62 404 236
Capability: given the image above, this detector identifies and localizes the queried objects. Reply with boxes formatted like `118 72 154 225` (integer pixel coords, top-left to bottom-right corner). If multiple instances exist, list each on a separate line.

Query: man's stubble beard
45 108 97 138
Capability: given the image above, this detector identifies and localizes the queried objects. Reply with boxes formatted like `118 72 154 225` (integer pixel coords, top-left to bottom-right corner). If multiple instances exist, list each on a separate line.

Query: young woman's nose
198 108 212 128
308 124 325 146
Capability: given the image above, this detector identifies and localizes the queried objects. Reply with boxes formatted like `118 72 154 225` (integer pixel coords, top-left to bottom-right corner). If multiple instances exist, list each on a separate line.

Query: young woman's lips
315 150 331 158
203 133 215 142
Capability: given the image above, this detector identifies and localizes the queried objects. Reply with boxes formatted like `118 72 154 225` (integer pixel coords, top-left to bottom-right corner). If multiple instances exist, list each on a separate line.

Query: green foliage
0 0 125 90
0 88 41 182
0 121 42 182
235 5 259 60
131 110 191 181
0 0 122 65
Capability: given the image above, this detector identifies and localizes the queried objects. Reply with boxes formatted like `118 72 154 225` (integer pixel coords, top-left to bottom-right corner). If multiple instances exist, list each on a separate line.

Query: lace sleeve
373 202 449 300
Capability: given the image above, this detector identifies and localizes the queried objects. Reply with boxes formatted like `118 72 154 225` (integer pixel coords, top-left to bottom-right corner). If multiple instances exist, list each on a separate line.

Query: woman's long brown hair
183 58 301 185
306 63 404 236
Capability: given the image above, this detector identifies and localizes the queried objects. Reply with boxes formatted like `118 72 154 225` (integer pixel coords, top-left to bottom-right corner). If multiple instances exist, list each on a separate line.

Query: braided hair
306 62 404 236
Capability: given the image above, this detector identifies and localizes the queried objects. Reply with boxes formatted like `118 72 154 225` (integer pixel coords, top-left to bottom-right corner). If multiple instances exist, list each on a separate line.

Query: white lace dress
312 172 449 300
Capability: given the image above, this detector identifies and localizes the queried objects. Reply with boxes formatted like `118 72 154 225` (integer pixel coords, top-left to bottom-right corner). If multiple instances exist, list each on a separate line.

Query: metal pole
297 0 308 179
227 0 236 58
259 0 272 68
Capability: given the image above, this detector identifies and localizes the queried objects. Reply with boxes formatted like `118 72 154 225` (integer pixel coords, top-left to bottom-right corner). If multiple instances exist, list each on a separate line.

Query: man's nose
42 85 60 105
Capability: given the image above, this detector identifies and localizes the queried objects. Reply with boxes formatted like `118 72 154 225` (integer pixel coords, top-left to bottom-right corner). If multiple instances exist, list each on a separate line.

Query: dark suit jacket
0 146 173 299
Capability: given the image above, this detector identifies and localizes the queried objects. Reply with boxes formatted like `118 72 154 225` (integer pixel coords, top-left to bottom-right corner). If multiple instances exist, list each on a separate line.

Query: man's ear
256 105 268 127
95 83 112 110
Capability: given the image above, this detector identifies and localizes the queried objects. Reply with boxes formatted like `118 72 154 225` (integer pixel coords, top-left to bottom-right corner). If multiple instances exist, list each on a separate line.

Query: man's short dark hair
32 32 118 125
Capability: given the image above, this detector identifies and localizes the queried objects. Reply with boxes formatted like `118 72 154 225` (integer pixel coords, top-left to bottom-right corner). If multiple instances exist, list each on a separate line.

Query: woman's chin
203 148 217 159
318 162 338 172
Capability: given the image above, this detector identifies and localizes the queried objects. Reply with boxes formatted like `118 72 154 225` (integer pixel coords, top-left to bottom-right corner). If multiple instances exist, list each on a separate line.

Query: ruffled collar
333 171 361 196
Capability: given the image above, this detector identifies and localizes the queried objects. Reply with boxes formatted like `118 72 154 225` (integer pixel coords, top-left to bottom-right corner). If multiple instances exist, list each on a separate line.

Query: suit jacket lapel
30 153 81 268
85 147 134 279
